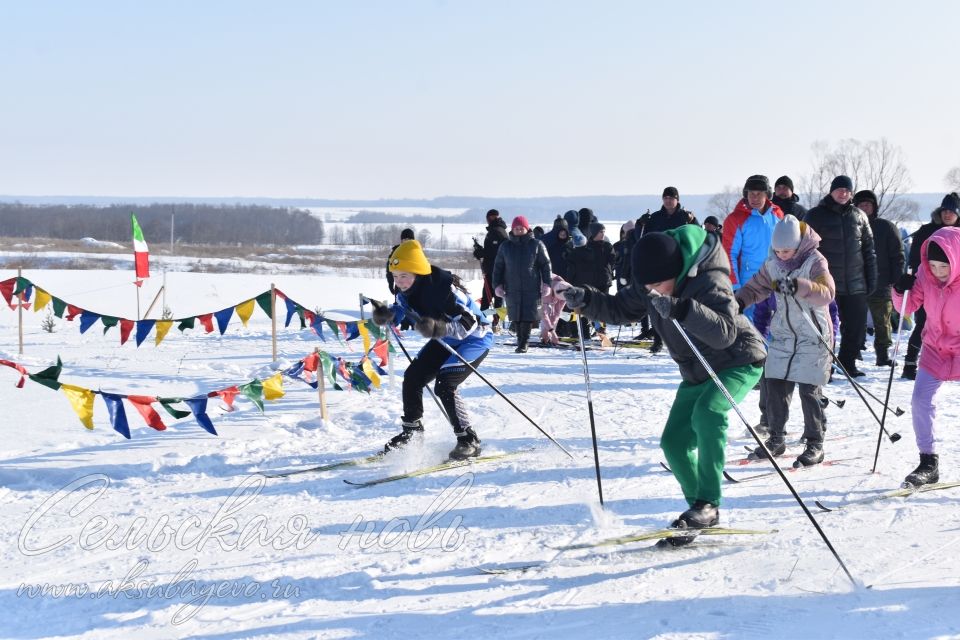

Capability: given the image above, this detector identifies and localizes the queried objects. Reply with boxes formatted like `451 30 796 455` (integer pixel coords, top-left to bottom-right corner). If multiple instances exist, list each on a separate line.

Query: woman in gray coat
493 216 552 352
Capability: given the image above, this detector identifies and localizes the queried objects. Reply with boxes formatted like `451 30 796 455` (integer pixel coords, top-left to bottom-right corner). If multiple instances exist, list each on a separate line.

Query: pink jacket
540 274 568 344
892 226 960 380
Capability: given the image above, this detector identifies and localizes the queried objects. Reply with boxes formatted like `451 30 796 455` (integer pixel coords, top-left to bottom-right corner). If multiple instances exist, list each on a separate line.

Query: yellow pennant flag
356 321 371 353
262 372 285 400
60 383 95 429
155 320 173 345
33 288 52 313
361 358 381 388
235 299 256 327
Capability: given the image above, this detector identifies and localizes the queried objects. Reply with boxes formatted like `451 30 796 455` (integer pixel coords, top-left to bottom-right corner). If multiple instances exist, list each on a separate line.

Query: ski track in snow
1 269 959 639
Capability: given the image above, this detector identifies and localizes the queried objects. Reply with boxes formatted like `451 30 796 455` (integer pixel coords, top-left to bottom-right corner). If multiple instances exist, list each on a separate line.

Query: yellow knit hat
388 239 431 275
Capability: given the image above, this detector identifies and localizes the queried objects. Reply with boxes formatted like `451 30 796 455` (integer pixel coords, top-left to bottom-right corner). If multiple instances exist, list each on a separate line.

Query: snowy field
2 268 959 640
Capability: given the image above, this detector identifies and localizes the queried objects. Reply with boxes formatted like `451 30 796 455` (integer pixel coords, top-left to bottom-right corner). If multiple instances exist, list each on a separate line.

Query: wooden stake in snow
270 283 277 362
17 267 23 356
316 348 329 425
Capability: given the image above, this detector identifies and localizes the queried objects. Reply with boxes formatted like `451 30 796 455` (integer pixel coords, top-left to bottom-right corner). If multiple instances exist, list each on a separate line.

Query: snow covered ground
2 268 959 640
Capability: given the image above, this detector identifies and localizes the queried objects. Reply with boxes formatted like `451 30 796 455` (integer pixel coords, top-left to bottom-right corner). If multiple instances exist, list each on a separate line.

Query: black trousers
764 378 826 443
402 340 488 434
835 293 868 367
905 306 927 364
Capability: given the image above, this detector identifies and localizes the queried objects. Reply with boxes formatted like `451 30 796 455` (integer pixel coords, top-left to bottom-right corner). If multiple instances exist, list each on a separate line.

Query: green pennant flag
28 356 63 391
325 319 342 342
52 297 67 319
239 379 264 413
13 276 32 296
177 317 196 332
255 291 273 319
158 398 191 419
101 316 119 334
318 351 342 391
296 308 306 329
364 320 384 340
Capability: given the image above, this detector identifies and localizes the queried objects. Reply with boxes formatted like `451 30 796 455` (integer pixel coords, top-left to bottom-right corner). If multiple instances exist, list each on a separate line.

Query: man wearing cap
476 209 509 332
803 176 878 377
854 190 904 367
722 175 784 297
492 216 552 352
772 176 807 219
647 187 699 234
702 216 722 236
901 192 960 378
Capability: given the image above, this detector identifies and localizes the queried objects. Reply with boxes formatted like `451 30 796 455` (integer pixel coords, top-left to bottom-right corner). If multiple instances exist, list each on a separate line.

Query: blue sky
1 1 957 199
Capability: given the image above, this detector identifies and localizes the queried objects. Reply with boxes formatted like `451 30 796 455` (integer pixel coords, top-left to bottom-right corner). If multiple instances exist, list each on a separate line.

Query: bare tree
799 138 919 222
706 185 741 221
945 166 960 192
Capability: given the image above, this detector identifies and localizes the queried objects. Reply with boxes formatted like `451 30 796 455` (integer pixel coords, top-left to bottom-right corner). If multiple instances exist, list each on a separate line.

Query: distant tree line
0 203 325 246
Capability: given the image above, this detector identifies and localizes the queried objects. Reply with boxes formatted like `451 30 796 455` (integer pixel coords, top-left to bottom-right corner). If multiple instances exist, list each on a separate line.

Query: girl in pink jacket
540 273 568 345
891 226 960 487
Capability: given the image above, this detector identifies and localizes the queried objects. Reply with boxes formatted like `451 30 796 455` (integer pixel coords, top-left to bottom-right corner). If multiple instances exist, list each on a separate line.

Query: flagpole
316 348 329 425
17 267 23 356
271 283 278 362
136 286 141 321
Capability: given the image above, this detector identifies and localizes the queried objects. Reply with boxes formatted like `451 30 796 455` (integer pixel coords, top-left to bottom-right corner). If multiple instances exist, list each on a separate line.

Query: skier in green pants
556 224 766 530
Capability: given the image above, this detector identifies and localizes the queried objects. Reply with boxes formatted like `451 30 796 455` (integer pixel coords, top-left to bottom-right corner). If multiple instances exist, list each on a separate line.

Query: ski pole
830 362 904 415
798 310 901 444
611 322 624 357
432 338 574 459
575 310 605 505
666 313 857 587
873 280 912 473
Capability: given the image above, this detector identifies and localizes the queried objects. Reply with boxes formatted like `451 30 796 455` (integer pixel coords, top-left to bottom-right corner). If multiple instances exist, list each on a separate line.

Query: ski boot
875 347 893 367
660 500 719 547
902 453 939 488
901 361 917 380
448 428 481 460
753 436 786 459
794 442 824 468
384 419 424 453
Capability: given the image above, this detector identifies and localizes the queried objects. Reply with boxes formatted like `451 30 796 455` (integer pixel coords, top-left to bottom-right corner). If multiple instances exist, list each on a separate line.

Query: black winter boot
903 453 939 488
515 322 530 353
901 361 917 380
753 436 786 459
794 442 824 468
839 359 866 378
448 428 481 460
876 347 893 367
650 334 663 354
384 419 425 453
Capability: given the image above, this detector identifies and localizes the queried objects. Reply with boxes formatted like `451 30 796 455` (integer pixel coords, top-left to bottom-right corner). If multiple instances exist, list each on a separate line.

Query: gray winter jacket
579 226 766 384
492 232 551 323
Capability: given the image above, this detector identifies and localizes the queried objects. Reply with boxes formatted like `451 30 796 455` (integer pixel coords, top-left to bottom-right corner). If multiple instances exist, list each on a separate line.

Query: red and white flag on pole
131 214 150 284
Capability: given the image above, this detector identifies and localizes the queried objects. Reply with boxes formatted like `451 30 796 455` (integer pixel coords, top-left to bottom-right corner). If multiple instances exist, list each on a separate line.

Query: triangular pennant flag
302 352 319 373
28 356 63 390
239 380 264 413
255 291 272 319
184 397 217 435
310 315 326 340
197 314 215 333
284 360 305 380
214 307 234 335
131 213 150 279
33 288 51 313
158 398 191 419
373 339 390 367
262 372 285 401
235 299 255 327
283 298 298 328
0 358 28 388
361 358 381 388
215 386 240 411
296 308 306 329
326 319 342 342
177 316 196 332
119 319 135 345
365 319 385 341
13 276 31 297
337 358 352 386
357 321 371 354
65 304 83 321
337 321 348 340
135 320 156 347
52 297 67 318
101 316 119 334
0 278 15 309
154 320 173 345
60 383 95 429
319 351 342 390
303 309 315 327
79 310 100 334
350 365 372 393
126 395 166 430
100 392 131 439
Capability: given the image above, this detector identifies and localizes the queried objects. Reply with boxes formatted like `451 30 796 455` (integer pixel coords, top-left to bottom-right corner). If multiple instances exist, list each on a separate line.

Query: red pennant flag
373 339 389 367
303 352 319 372
0 359 28 388
304 310 315 325
126 395 167 431
65 304 83 321
214 386 240 411
337 321 348 339
0 279 15 310
119 319 135 345
197 314 215 333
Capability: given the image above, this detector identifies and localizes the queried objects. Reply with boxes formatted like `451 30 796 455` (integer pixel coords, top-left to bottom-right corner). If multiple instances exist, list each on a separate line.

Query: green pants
661 363 762 507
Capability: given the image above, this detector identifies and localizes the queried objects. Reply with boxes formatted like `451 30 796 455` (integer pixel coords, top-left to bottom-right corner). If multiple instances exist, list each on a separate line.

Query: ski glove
776 277 798 296
540 283 552 297
371 300 395 326
494 285 506 298
558 285 589 309
894 273 916 294
416 316 447 339
649 294 691 321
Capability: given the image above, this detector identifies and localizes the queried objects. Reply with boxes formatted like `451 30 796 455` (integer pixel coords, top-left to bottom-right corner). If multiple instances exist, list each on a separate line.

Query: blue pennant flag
185 397 218 435
100 392 131 439
79 310 101 334
135 320 156 346
214 307 234 335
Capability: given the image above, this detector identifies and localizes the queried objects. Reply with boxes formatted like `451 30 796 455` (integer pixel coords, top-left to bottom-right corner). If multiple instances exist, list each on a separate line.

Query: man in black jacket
647 187 699 233
901 193 960 378
473 209 509 332
772 176 807 219
854 190 904 366
803 175 877 377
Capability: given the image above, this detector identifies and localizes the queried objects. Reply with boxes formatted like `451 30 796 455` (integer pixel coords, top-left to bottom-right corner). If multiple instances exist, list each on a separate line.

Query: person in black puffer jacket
901 193 960 378
492 216 552 352
772 176 808 219
474 209 509 330
568 222 616 337
802 176 877 376
854 190 904 367
647 186 700 233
